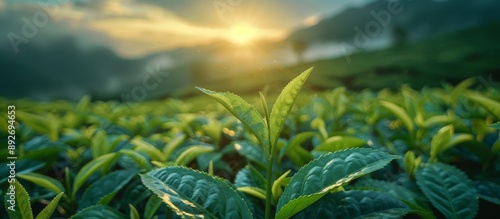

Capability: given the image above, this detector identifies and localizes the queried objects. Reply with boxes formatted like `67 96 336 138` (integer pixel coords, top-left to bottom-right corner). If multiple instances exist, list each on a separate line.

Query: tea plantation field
1 74 499 218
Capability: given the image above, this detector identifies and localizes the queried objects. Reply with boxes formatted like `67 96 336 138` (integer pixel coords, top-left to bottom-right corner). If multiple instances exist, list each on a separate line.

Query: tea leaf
272 170 291 201
144 195 163 219
72 153 119 197
197 87 268 148
403 151 421 177
131 138 166 162
234 141 266 167
90 129 108 158
129 204 140 219
141 166 253 219
314 136 367 152
163 133 186 160
119 149 153 170
276 148 399 218
292 190 410 219
465 92 500 120
270 67 313 148
79 169 137 209
381 101 415 133
5 180 33 219
422 115 455 128
17 111 58 141
450 78 475 101
355 179 430 210
175 145 215 166
237 186 266 200
416 163 478 219
70 205 126 219
279 131 315 166
35 192 64 219
235 165 267 190
259 91 270 126
17 172 65 194
489 122 500 129
473 180 500 205
76 95 91 111
430 125 454 161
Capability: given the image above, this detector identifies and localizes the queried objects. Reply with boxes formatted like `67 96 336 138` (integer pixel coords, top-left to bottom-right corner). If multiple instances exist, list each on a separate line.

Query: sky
2 0 498 101
0 0 375 57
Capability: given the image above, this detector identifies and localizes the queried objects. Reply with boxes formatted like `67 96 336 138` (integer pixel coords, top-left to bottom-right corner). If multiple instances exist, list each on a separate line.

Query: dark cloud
0 36 146 100
0 7 151 101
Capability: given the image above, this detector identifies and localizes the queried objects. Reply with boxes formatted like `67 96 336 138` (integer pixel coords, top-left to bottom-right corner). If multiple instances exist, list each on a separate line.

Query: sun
229 24 259 46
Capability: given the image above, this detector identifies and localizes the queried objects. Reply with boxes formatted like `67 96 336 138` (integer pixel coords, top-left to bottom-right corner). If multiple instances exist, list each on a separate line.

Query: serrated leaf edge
141 166 253 219
276 148 399 218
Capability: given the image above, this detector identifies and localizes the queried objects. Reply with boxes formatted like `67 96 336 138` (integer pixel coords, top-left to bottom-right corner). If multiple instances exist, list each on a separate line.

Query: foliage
1 70 499 218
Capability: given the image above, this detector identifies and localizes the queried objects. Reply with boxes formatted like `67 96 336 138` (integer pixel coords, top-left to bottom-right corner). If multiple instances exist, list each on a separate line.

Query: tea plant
1 69 499 218
140 68 403 218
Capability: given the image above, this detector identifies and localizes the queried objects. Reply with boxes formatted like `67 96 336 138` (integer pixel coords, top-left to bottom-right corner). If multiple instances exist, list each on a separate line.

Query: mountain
286 0 500 46
0 35 186 101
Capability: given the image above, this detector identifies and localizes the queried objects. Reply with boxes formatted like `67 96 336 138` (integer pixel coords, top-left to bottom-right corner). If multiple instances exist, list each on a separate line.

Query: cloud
1 0 378 57
47 0 282 56
89 13 284 56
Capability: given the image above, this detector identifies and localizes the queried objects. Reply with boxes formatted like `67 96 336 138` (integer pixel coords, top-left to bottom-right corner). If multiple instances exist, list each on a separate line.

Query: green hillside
191 21 500 95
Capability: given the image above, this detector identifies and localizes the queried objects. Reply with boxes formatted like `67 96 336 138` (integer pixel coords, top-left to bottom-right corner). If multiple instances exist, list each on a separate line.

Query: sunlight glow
229 24 259 45
303 15 320 27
